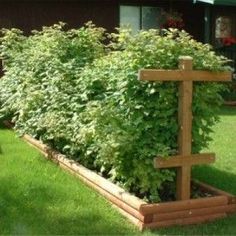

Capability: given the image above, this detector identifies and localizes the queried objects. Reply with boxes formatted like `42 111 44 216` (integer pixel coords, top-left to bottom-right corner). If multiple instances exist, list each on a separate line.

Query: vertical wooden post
176 56 193 200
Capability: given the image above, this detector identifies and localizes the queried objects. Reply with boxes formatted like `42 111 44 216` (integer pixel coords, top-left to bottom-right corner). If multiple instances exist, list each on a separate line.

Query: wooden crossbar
154 153 215 168
139 70 232 82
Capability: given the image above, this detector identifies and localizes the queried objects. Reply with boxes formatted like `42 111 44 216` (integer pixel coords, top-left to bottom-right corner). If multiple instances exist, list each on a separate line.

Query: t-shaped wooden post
139 56 232 200
177 56 194 200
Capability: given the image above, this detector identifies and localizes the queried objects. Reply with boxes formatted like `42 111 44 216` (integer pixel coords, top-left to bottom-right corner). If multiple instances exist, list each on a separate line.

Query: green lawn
0 106 235 235
0 124 137 235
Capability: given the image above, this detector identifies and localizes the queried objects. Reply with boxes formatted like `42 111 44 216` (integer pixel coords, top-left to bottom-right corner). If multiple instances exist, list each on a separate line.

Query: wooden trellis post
139 56 232 200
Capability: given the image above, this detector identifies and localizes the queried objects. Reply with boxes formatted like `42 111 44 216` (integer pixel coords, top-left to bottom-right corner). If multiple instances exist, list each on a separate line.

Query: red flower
161 11 185 29
222 37 236 46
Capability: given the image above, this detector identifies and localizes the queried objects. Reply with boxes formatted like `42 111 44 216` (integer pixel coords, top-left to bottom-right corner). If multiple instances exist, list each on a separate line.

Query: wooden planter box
15 130 235 231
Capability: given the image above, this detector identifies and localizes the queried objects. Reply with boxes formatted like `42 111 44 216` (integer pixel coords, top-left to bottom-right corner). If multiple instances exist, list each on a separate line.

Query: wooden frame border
3 121 236 231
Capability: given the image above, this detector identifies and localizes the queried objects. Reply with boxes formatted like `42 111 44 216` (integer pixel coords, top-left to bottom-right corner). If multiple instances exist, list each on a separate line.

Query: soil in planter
191 183 214 199
158 182 213 202
121 180 214 203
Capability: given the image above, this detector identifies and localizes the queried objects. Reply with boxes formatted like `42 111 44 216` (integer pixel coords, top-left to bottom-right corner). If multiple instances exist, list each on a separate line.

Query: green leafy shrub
221 81 236 101
0 22 105 133
0 26 228 202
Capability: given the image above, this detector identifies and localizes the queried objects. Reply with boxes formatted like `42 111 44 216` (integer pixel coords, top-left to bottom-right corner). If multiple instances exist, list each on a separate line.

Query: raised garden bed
3 57 236 230
3 55 236 230
4 121 235 231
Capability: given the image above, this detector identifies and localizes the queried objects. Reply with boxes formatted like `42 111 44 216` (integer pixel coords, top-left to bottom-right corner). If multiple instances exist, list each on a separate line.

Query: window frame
119 5 162 32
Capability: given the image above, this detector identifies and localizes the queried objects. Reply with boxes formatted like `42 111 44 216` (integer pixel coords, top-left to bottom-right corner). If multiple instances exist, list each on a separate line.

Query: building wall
119 0 205 41
0 0 204 41
0 0 118 34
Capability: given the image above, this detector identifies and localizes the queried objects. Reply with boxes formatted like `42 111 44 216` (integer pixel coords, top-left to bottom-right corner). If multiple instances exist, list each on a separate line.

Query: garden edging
4 121 236 230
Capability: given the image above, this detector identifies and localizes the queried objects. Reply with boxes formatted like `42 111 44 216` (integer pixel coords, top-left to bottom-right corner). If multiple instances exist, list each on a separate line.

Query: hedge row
0 24 228 202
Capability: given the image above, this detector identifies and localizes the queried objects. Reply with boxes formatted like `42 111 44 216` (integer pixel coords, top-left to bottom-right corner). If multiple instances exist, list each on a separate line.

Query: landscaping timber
139 195 229 215
154 153 215 168
139 70 231 82
143 213 227 229
8 128 235 231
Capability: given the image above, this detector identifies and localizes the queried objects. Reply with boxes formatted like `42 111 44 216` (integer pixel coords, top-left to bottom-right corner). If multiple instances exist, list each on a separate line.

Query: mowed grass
0 106 236 235
0 124 138 235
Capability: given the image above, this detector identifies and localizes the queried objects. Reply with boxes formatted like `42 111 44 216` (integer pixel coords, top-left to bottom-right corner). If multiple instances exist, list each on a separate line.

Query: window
213 12 236 47
120 6 140 34
142 7 162 30
215 16 232 39
120 5 162 33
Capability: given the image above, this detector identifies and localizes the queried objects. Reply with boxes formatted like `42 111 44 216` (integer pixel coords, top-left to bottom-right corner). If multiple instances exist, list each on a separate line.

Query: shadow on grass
218 105 236 116
192 165 236 195
0 175 134 235
0 121 12 154
0 120 11 129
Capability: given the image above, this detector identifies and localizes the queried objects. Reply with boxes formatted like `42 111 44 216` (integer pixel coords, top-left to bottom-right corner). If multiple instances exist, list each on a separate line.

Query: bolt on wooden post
139 56 232 201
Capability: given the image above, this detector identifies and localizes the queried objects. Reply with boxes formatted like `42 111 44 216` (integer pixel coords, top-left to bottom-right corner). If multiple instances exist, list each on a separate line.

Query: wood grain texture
154 153 215 168
139 196 228 215
176 58 193 200
152 204 235 222
138 70 232 82
143 213 227 229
